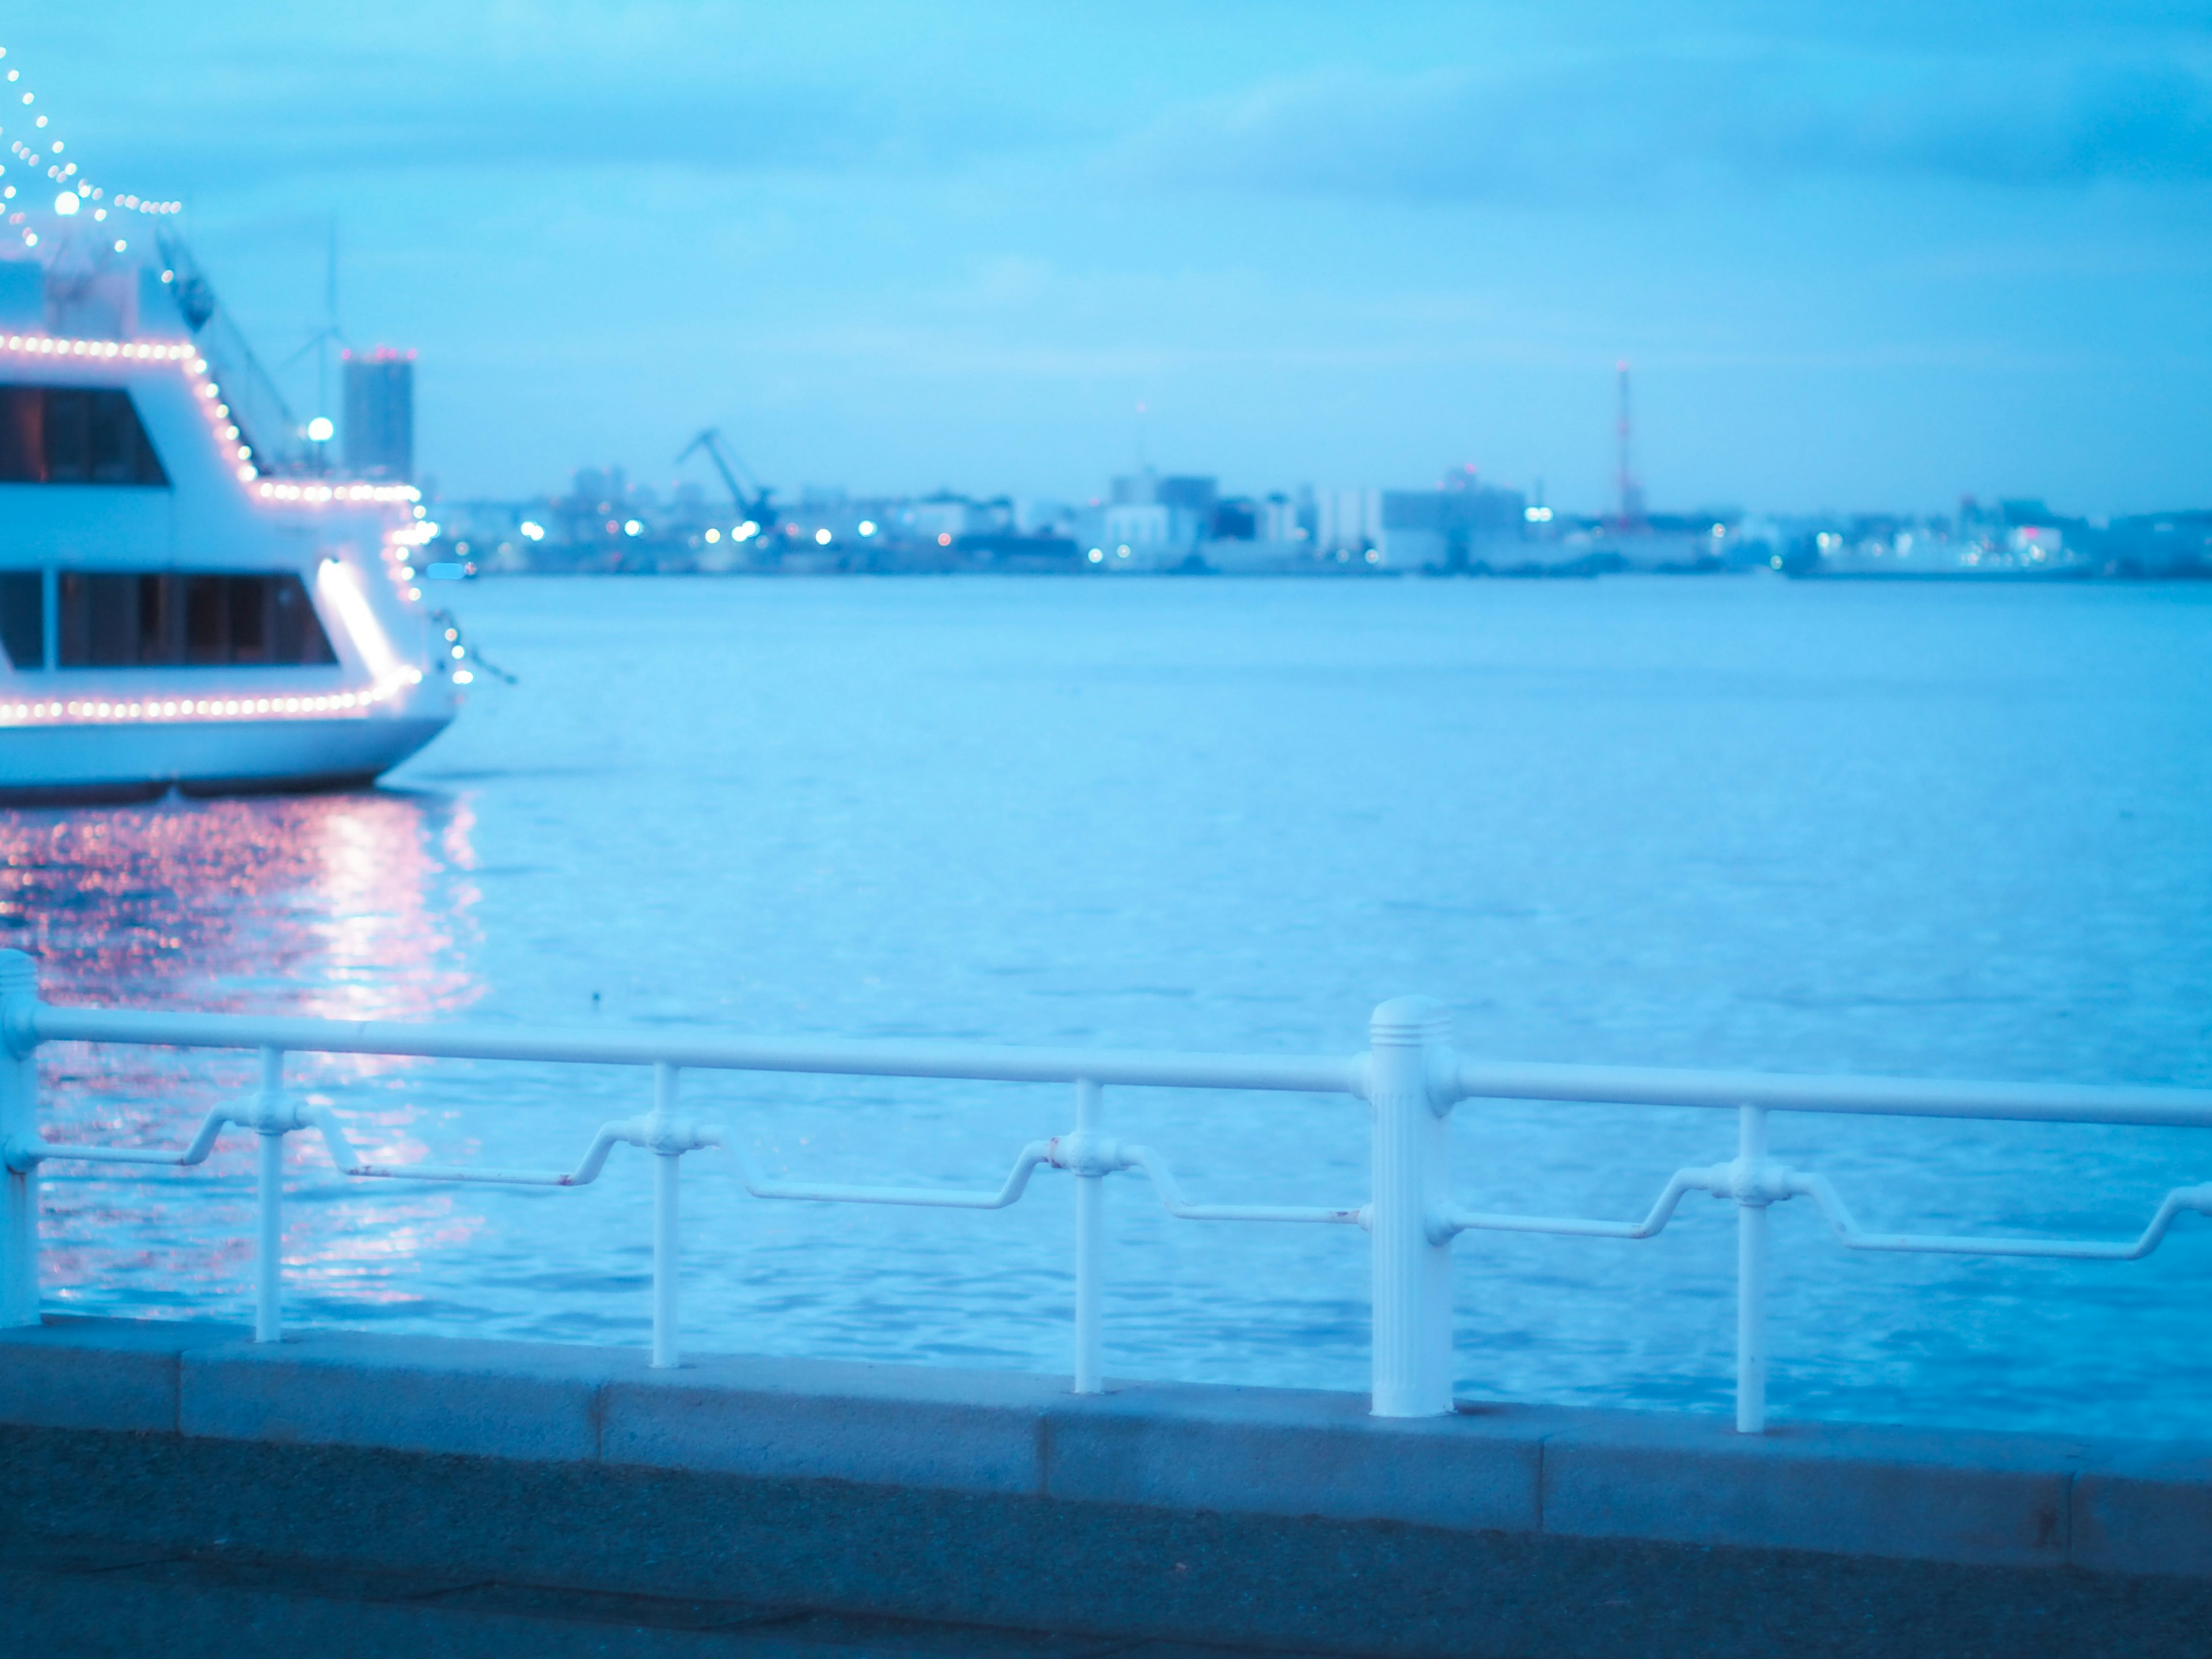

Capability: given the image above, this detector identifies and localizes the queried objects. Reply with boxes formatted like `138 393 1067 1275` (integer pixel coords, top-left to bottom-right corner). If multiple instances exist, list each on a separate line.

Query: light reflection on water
9 577 2212 1439
3 793 486 1321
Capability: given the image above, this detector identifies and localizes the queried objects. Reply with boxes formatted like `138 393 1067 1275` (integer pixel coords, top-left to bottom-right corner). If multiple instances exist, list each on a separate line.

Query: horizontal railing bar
1453 1059 2212 1129
25 1005 2212 1127
24 1004 1364 1097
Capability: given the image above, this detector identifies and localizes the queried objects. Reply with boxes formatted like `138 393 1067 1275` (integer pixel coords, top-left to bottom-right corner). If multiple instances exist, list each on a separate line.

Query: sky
9 2 2211 514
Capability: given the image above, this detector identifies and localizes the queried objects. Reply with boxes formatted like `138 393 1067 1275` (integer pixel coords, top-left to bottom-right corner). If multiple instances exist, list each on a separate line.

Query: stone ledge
2 1316 2207 1580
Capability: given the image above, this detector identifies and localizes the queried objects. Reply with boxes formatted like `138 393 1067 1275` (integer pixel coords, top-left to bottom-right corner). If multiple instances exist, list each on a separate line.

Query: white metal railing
2 951 2209 1429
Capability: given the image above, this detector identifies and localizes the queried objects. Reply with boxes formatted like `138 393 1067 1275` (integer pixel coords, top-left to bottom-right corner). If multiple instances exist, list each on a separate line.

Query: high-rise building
342 347 415 480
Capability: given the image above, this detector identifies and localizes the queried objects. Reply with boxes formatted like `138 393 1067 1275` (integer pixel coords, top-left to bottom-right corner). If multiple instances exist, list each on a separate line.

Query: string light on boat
0 333 195 361
255 480 419 506
0 44 180 216
0 681 416 729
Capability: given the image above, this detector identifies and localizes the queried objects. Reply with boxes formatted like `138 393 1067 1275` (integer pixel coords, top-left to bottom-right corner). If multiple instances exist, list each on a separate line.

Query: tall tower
1614 359 1645 532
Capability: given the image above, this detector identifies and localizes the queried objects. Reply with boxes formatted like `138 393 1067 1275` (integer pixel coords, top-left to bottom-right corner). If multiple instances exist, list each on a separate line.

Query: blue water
14 574 2212 1438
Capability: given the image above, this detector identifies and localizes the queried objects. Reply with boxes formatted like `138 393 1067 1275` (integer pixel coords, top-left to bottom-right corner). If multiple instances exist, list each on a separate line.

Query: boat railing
2 949 2207 1430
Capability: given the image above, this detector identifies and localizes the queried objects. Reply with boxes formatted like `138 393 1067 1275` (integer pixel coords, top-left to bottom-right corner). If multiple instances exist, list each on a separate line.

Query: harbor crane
676 428 778 533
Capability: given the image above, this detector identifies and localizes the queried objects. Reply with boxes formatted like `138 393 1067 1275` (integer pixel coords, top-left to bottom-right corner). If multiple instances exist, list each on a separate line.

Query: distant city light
858 520 876 536
519 521 545 540
937 532 952 546
1524 506 1554 522
1364 549 1381 564
736 521 758 540
703 527 721 543
306 416 334 442
1087 548 1104 563
815 528 832 545
623 519 643 536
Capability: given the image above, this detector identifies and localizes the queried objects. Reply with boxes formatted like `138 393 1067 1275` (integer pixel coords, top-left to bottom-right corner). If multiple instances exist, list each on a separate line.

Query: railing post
0 950 40 1328
1368 996 1453 1417
1072 1077 1105 1394
254 1047 286 1343
1736 1104 1769 1434
650 1062 681 1369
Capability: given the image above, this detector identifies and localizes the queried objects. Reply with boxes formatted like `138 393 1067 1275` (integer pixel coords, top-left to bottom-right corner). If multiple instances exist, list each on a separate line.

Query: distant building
1156 475 1218 516
898 494 976 544
342 347 415 480
1255 494 1304 544
1102 501 1177 554
570 467 628 512
1377 472 1525 569
1315 487 1381 553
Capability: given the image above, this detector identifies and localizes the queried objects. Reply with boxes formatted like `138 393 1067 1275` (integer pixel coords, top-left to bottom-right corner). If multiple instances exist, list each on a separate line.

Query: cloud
67 54 1078 194
1111 52 2212 203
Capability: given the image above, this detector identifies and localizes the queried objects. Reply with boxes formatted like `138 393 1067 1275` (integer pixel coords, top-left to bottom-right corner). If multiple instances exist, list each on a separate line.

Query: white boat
0 197 461 802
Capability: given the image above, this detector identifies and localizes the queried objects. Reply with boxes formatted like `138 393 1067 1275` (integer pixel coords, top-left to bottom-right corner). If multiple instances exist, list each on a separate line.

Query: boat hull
0 715 452 805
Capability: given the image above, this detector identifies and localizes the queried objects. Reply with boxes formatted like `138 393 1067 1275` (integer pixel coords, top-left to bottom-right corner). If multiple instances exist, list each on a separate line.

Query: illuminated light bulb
306 416 332 442
52 188 76 215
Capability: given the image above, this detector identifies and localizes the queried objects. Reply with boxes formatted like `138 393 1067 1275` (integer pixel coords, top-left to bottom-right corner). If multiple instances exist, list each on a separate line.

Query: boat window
56 571 336 668
0 386 169 486
0 573 43 669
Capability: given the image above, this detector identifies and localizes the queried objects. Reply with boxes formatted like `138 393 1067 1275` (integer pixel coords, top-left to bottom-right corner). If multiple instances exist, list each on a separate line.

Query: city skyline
12 2 2210 515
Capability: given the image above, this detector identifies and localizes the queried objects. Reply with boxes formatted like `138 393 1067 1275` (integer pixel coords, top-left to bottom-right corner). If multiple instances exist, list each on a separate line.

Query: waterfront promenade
5 1317 2212 1656
6 967 2212 1653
